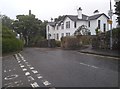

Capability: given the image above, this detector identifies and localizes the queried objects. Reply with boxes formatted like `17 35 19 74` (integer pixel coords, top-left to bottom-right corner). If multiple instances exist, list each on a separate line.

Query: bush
56 41 61 47
61 36 80 49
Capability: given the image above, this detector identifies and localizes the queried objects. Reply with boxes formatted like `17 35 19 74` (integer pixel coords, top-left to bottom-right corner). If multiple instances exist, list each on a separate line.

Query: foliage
2 15 13 29
61 36 80 49
92 28 120 50
13 14 47 46
55 41 61 47
2 26 23 53
114 1 120 25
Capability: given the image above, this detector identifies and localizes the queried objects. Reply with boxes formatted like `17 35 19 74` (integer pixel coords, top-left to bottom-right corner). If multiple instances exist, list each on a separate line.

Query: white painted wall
46 24 55 39
97 15 109 32
88 20 97 35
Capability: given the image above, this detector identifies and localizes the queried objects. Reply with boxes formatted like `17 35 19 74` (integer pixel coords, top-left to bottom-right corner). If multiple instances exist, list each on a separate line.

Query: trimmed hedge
61 36 80 49
2 26 23 54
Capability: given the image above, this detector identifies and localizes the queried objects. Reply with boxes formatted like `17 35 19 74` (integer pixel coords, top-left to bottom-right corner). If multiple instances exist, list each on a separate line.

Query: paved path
2 48 119 88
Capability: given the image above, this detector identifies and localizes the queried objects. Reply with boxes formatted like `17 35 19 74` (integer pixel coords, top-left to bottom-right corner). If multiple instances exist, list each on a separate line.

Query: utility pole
108 0 113 50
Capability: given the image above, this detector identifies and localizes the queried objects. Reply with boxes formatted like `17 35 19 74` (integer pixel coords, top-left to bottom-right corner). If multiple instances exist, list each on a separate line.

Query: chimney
29 10 31 15
77 7 82 19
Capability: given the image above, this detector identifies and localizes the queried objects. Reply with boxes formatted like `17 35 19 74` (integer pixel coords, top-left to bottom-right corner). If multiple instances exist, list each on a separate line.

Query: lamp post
108 0 113 50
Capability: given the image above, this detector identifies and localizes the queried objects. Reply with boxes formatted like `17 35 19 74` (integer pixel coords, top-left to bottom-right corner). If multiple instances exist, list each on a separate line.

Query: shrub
61 36 80 49
56 41 61 47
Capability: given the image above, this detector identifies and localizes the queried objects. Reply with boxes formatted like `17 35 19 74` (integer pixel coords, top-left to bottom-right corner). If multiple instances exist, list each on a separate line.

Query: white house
46 7 109 41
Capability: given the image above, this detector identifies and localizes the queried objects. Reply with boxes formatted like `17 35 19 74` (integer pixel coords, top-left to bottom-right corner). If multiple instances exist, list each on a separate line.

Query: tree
2 15 14 29
114 1 120 26
13 14 44 46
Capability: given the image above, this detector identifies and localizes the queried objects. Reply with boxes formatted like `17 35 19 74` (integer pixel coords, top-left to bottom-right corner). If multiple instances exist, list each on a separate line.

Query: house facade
46 7 109 41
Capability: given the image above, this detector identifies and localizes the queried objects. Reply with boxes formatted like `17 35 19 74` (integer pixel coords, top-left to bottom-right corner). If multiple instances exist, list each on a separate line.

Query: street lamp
108 0 113 50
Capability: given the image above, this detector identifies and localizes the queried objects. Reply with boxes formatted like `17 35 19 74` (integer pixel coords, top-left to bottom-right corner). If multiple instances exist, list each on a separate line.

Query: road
2 48 119 88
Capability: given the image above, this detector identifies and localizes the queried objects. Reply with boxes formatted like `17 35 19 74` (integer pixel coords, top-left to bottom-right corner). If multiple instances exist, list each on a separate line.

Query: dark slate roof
66 14 88 21
88 13 109 20
48 13 109 26
48 22 56 27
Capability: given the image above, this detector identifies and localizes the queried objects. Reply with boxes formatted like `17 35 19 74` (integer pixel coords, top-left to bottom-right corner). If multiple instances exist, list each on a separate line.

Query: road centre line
79 52 120 60
79 62 98 69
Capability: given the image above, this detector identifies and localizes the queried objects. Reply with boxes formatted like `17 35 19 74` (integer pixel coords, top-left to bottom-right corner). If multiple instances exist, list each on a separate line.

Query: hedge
2 26 23 54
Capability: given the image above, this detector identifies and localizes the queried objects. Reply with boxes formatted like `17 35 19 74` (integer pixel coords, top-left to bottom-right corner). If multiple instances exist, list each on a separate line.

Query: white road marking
20 65 25 68
30 82 40 87
25 62 28 64
4 74 19 80
23 60 26 62
18 61 21 63
36 74 43 79
27 76 35 81
79 52 120 60
22 68 27 71
8 70 11 72
80 62 98 69
25 72 30 76
30 67 34 70
42 80 51 86
32 70 38 74
27 64 31 67
4 70 7 72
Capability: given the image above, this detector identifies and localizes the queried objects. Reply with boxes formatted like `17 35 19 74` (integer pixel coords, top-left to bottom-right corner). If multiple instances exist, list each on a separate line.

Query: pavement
78 46 120 58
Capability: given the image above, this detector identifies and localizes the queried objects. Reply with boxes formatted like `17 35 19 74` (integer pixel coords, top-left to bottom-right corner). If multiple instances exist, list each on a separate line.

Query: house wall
46 24 55 39
88 15 109 35
97 15 109 32
88 20 97 35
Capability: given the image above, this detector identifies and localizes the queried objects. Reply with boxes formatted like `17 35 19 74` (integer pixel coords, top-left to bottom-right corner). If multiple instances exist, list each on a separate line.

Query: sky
0 0 118 27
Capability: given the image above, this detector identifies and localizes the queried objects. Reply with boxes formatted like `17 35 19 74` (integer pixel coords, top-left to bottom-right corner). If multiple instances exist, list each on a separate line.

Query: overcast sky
0 0 118 27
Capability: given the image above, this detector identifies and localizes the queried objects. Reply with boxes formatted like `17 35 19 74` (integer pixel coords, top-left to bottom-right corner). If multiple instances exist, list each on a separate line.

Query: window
57 33 59 40
88 21 90 27
66 21 70 29
48 26 49 32
66 33 70 36
54 34 55 39
74 21 76 28
98 20 101 29
61 23 64 29
61 33 64 37
103 23 106 32
57 26 59 30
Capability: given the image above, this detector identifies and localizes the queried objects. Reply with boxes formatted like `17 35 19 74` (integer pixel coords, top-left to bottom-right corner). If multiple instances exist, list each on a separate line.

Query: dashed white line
36 74 43 79
20 65 25 68
27 76 35 81
30 82 40 87
42 80 51 86
22 68 27 71
25 72 30 76
4 70 7 72
30 67 34 70
79 52 120 60
32 70 38 74
27 64 31 67
8 70 11 72
79 62 98 69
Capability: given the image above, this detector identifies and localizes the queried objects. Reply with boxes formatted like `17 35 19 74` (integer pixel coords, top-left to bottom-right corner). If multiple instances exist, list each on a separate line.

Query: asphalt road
2 48 119 88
